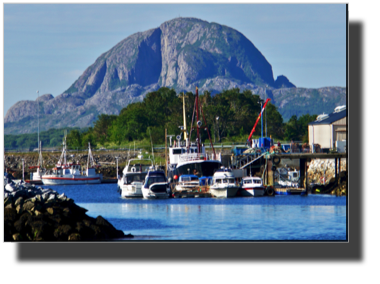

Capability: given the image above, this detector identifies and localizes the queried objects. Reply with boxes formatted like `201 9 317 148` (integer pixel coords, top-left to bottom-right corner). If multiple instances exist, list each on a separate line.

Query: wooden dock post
305 159 309 195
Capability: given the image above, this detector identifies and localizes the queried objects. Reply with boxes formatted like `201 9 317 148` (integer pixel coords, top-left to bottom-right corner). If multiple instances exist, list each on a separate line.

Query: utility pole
265 87 267 137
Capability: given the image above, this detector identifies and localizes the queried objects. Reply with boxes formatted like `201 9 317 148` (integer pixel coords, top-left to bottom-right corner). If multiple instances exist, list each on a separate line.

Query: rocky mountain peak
4 17 345 135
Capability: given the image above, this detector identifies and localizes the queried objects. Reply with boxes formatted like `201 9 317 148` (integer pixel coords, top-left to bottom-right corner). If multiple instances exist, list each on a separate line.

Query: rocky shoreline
4 176 132 241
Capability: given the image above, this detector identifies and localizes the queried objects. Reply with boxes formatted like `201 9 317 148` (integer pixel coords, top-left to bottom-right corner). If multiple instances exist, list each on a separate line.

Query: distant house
308 106 346 152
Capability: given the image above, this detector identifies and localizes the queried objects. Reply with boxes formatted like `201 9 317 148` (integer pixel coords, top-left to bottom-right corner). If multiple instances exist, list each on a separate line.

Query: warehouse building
308 106 346 153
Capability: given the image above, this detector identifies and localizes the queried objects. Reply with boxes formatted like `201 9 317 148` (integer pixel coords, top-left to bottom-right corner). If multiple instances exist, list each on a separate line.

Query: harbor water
42 183 347 241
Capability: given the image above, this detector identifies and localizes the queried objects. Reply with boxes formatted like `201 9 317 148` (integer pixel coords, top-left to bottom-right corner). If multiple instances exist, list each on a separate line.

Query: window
173 149 182 154
244 180 252 184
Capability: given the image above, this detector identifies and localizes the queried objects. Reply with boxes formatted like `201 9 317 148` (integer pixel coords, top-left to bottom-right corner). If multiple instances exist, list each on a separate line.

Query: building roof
308 109 346 125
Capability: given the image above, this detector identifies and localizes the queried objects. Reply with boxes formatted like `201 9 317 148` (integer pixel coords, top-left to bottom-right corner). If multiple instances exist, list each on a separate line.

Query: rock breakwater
4 177 131 241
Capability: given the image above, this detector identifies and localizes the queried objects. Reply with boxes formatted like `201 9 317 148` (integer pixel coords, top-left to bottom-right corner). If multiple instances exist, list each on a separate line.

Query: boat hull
118 181 143 198
41 176 101 185
142 183 170 199
210 186 240 198
171 160 222 178
240 187 265 197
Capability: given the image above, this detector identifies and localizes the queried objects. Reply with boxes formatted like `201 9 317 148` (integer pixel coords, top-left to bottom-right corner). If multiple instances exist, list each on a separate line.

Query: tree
67 130 82 149
93 114 117 144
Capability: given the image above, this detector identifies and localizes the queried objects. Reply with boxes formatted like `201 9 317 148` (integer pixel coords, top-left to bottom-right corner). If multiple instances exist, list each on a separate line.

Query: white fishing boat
174 174 200 192
141 170 171 199
241 176 265 197
167 87 222 181
210 167 240 198
41 141 102 185
118 156 154 198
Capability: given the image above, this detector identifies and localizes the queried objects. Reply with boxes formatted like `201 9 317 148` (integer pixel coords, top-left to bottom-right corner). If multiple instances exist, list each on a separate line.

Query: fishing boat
240 176 265 197
174 174 199 192
167 87 222 181
41 141 102 185
209 167 240 198
274 167 306 195
141 170 171 199
118 156 154 198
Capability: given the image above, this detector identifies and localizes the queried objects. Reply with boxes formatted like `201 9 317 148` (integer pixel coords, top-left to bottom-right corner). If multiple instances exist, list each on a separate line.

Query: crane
247 98 271 145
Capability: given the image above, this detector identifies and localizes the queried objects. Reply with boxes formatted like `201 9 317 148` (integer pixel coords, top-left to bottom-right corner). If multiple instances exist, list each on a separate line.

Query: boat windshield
145 176 166 187
125 173 146 184
244 180 252 184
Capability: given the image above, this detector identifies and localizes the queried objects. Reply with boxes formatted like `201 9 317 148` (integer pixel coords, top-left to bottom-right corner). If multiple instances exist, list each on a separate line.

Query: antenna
167 135 175 147
37 90 39 148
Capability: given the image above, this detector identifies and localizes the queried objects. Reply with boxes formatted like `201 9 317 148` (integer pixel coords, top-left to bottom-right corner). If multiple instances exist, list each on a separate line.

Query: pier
268 152 347 195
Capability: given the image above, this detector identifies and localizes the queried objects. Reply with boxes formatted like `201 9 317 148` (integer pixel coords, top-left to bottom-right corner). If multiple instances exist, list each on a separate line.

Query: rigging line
200 104 216 158
188 98 196 152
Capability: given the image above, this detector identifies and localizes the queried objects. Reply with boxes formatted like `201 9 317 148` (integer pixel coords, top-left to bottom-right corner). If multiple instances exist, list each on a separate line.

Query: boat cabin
86 167 97 176
169 144 204 165
212 168 237 186
70 164 81 175
242 177 263 187
124 173 147 184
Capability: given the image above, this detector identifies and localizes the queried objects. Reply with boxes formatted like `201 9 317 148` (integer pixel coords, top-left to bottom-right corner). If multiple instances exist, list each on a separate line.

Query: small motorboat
240 176 265 197
141 170 171 199
209 167 240 198
118 157 154 198
174 174 199 192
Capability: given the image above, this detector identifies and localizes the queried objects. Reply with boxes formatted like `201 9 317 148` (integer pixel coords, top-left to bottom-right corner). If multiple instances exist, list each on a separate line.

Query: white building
308 106 346 152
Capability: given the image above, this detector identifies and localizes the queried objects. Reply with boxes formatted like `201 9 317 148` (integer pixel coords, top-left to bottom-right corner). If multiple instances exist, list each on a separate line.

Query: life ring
271 166 277 172
266 186 274 196
131 167 136 172
273 157 281 165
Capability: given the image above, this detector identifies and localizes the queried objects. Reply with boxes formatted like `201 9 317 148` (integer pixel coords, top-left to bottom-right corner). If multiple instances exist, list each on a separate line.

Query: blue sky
3 3 347 114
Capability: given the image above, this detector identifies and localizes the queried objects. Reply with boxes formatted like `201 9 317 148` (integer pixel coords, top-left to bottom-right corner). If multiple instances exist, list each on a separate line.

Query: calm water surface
43 183 347 241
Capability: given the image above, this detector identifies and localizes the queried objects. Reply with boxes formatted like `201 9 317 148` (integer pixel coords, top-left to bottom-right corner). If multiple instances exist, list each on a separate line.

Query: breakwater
4 177 131 241
4 151 133 180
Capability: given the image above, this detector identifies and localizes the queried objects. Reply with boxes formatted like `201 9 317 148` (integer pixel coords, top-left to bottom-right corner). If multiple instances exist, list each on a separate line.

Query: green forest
4 87 317 150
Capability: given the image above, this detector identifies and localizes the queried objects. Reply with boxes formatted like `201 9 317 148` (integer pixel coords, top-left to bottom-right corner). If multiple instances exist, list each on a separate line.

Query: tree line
5 87 317 150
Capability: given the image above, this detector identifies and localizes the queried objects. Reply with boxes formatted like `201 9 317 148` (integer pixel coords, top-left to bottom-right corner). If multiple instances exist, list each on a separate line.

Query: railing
178 153 205 163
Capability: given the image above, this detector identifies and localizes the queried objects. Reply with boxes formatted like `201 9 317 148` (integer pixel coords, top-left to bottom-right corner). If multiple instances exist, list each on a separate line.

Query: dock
274 187 307 195
172 191 211 198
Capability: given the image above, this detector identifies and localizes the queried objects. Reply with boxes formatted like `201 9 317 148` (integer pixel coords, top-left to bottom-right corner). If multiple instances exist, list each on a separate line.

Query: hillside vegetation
5 88 317 151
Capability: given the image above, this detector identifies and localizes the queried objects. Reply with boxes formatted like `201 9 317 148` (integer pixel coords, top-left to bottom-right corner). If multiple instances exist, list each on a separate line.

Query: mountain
4 17 345 134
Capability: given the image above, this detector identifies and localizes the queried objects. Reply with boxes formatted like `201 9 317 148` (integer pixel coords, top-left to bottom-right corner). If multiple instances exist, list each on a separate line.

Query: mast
179 92 188 141
38 141 43 169
37 90 39 148
196 87 200 153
